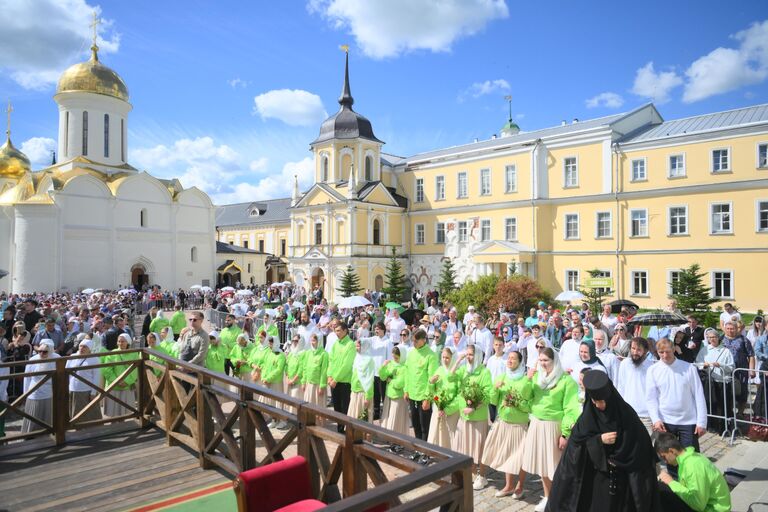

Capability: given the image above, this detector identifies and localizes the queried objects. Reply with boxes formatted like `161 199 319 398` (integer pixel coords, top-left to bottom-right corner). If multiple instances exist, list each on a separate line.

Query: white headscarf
466 345 484 373
79 339 94 351
29 339 58 373
268 336 282 353
537 350 564 390
440 346 456 370
506 352 527 381
353 337 375 393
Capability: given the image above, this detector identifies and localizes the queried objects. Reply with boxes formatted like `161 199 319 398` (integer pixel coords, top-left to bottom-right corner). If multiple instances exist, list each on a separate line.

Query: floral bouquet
358 408 369 422
461 380 488 409
503 389 522 409
432 388 454 411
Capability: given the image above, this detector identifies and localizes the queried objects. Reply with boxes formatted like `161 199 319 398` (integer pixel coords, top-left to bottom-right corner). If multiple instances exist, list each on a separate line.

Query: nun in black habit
546 370 659 512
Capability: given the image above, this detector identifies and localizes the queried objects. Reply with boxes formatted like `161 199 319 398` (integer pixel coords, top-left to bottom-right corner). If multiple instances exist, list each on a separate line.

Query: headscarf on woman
537 349 564 390
441 345 456 370
353 337 375 393
506 351 527 380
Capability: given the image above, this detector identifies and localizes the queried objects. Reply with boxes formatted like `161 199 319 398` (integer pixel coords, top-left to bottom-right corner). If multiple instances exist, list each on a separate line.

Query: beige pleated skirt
21 398 52 433
521 417 562 479
285 379 302 413
265 380 284 409
453 417 490 463
347 391 372 421
482 420 527 474
381 397 409 435
303 383 326 407
70 391 102 422
104 389 136 417
427 409 459 449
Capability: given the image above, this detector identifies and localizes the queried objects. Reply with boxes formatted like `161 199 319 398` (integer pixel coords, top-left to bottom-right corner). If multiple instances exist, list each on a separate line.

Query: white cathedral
0 40 216 294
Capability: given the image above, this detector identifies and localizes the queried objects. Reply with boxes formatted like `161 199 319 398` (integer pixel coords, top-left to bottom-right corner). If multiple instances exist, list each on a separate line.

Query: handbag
746 418 768 442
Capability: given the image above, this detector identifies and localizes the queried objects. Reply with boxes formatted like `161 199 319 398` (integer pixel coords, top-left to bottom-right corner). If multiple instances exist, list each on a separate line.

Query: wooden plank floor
0 425 231 512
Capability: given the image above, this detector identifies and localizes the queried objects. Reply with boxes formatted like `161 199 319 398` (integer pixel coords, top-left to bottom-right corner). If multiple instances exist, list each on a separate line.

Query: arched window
321 155 329 182
191 246 198 263
374 275 384 291
365 155 373 181
140 208 147 227
104 114 110 158
372 219 380 245
315 222 322 245
82 111 88 156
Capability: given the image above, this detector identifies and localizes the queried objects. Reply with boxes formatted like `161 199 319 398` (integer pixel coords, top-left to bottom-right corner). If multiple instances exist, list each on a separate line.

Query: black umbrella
627 311 688 327
609 299 639 314
400 308 425 326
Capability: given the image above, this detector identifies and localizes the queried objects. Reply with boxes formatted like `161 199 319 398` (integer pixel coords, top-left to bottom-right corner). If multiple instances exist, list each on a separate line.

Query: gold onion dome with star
56 45 129 102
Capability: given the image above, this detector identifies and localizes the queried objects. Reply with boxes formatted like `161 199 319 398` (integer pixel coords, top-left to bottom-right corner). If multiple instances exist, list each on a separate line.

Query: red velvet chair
233 456 325 512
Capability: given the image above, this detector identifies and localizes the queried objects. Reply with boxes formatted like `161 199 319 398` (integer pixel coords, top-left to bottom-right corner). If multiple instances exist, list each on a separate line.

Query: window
712 271 733 299
258 239 265 252
596 212 612 238
592 270 612 294
120 119 125 162
191 246 198 263
415 224 425 244
565 213 579 240
104 114 109 158
435 176 445 200
458 221 468 242
668 206 688 235
711 203 732 234
712 148 730 173
631 271 648 296
504 165 517 193
64 112 69 157
668 154 685 178
243 240 249 248
759 143 768 168
668 270 682 296
566 270 580 292
228 238 234 245
758 201 768 232
631 158 646 181
564 157 578 187
140 208 147 228
480 219 491 241
457 172 468 198
247 263 252 273
321 156 329 182
373 219 381 245
415 178 424 202
480 168 491 195
82 111 88 156
365 156 373 181
314 223 322 245
504 218 517 241
630 209 648 237
436 222 446 244
280 238 286 256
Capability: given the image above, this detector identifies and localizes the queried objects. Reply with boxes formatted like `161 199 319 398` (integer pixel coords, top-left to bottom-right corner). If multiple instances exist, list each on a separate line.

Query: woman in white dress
66 339 102 422
21 339 59 433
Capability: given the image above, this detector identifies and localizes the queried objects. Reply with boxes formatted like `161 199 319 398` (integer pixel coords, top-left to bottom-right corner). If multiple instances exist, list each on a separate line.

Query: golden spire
89 11 101 61
339 44 349 53
5 100 12 142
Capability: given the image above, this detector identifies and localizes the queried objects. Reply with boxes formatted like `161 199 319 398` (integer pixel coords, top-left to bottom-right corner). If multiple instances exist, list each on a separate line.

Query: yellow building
216 55 768 312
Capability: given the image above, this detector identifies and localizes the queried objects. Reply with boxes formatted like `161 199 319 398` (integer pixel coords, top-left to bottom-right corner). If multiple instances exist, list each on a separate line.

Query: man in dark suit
103 316 125 351
681 314 705 363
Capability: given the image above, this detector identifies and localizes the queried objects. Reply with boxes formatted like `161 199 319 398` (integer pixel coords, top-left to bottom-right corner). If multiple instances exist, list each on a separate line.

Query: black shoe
410 451 422 461
417 455 430 465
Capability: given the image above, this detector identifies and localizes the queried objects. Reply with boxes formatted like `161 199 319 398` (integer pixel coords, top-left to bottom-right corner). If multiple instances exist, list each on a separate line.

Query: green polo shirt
403 343 438 401
669 447 731 512
328 335 355 384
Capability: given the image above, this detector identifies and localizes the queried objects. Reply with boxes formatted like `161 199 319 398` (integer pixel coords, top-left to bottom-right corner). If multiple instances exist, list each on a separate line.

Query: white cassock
525 336 551 369
558 338 581 375
596 350 619 383
616 357 654 418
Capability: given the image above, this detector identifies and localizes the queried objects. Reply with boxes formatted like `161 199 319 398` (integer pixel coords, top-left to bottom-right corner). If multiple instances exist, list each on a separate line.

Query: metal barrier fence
137 297 207 314
699 366 737 441
205 308 294 348
731 367 768 444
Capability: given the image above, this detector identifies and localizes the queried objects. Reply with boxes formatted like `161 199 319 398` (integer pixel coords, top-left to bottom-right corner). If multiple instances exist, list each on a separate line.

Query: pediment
294 183 344 208
303 247 329 259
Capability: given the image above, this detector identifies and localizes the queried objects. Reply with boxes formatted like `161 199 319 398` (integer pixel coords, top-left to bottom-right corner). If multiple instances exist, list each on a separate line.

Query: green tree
578 269 614 317
437 258 458 297
446 274 501 319
382 247 407 302
670 264 717 322
336 264 362 298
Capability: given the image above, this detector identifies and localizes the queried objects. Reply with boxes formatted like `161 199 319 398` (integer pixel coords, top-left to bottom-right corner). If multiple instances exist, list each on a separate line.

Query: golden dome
0 137 31 179
56 46 129 102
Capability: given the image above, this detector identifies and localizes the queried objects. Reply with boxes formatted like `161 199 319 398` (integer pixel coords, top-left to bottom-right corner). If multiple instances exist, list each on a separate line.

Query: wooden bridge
0 349 474 511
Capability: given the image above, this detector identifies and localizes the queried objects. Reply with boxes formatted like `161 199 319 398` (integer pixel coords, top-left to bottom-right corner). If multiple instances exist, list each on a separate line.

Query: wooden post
453 465 474 512
53 358 69 446
239 384 256 471
196 371 214 469
136 352 149 428
342 423 366 498
297 404 320 497
164 361 179 446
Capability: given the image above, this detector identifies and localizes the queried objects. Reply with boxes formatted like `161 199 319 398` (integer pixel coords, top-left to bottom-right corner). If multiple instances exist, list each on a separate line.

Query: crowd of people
4 286 766 511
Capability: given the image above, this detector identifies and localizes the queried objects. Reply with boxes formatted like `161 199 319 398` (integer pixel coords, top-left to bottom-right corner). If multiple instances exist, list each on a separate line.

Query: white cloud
20 137 57 167
683 20 768 103
0 0 120 90
631 62 683 104
459 79 510 101
253 89 328 127
227 78 248 89
585 92 624 109
214 157 316 204
308 0 508 59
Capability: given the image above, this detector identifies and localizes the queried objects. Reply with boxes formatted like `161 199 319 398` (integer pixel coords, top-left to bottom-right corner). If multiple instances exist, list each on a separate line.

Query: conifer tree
670 264 717 321
382 247 407 301
336 264 362 297
437 258 458 297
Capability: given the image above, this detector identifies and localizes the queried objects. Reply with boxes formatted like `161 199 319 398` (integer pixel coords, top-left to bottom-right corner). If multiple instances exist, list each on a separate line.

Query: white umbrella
288 301 304 309
264 308 278 317
118 288 136 295
281 281 292 286
555 290 585 301
236 289 254 296
200 286 213 293
90 292 104 299
82 288 95 294
221 286 235 292
190 284 202 290
337 295 371 309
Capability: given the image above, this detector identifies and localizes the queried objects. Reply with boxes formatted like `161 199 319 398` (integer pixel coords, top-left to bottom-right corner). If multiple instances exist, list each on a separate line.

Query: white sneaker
267 420 278 428
472 476 488 490
534 497 548 512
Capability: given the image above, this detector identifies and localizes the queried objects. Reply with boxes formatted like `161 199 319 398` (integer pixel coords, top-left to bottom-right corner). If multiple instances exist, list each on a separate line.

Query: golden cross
90 11 101 47
339 44 349 53
5 100 12 138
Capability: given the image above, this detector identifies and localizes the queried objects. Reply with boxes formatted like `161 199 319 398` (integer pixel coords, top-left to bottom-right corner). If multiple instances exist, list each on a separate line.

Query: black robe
546 382 659 511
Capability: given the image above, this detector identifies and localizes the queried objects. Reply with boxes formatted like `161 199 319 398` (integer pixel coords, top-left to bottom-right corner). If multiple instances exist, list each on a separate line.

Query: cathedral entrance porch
130 264 148 290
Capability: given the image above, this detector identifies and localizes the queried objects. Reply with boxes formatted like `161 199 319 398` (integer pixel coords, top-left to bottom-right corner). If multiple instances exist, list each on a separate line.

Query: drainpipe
613 142 622 299
529 139 542 279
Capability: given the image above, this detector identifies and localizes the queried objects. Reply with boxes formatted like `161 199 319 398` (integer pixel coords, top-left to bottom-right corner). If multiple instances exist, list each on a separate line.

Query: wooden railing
0 349 474 511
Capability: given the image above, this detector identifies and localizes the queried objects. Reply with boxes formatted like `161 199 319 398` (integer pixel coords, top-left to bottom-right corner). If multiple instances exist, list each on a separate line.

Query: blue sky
1 0 767 204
